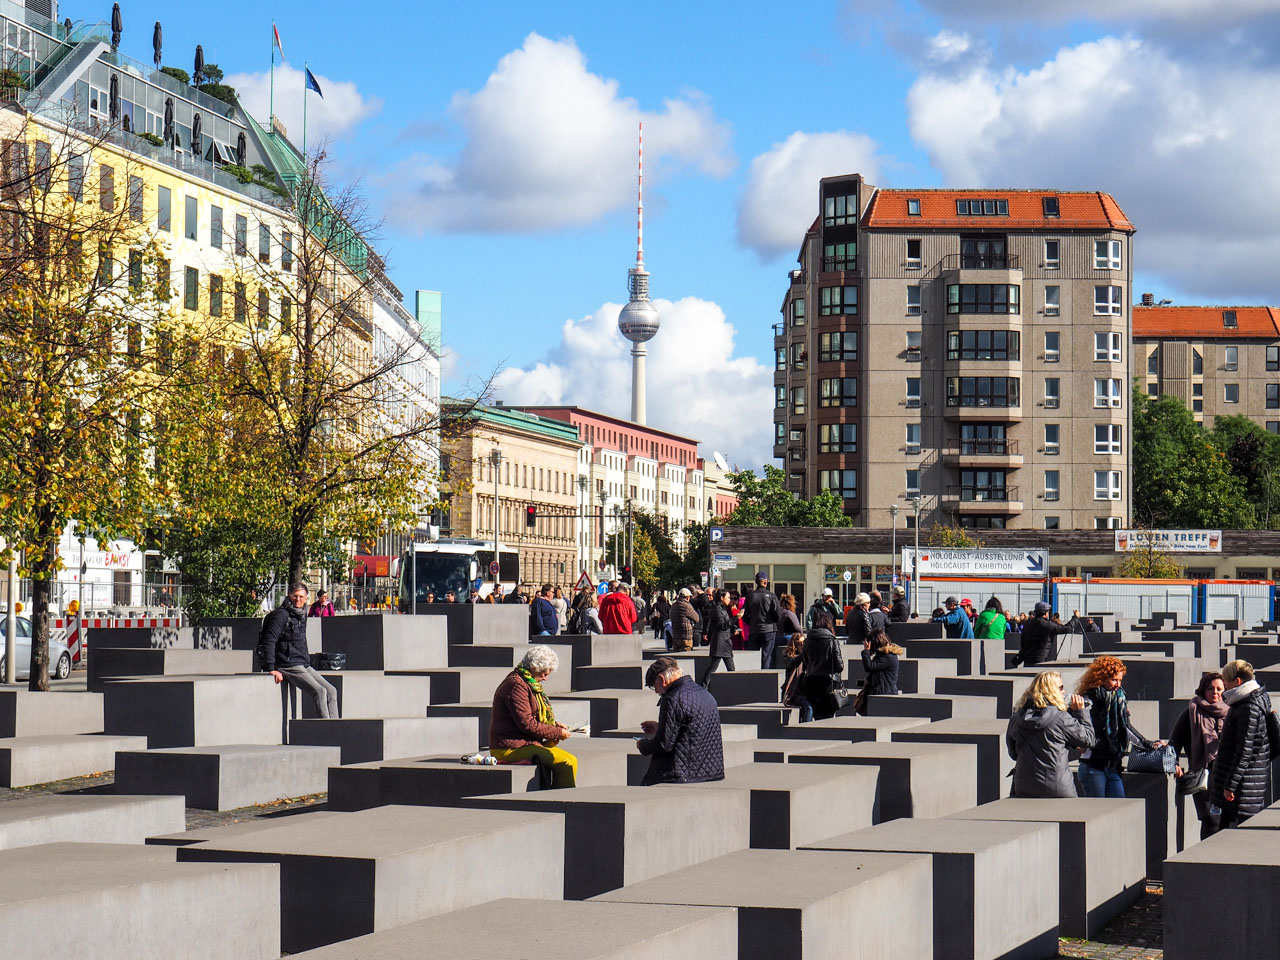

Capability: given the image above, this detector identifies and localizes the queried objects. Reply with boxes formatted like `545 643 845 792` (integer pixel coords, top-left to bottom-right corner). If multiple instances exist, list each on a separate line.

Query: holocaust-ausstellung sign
1114 529 1222 553
902 548 1049 578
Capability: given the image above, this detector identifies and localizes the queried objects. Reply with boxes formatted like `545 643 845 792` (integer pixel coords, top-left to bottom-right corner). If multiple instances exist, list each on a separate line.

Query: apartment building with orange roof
773 174 1136 557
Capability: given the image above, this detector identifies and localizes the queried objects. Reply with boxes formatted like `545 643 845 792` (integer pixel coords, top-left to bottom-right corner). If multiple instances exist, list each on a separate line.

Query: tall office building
774 175 1135 530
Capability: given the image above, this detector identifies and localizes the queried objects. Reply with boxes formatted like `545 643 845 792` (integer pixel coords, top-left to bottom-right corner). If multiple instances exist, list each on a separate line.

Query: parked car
0 617 72 680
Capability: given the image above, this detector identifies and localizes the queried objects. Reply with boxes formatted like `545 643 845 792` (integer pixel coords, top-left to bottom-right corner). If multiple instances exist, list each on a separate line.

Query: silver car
0 617 72 680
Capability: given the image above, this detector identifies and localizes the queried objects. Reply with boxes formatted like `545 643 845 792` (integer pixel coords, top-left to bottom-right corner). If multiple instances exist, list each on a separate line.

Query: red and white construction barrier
51 616 182 664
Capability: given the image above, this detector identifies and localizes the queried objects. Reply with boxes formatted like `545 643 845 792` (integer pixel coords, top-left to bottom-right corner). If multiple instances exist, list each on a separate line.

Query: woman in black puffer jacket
699 590 736 689
1211 659 1276 828
859 628 903 711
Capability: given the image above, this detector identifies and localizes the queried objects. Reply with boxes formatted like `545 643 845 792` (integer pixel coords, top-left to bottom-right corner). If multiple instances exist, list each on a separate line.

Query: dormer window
907 198 921 216
1223 310 1238 328
1042 197 1060 218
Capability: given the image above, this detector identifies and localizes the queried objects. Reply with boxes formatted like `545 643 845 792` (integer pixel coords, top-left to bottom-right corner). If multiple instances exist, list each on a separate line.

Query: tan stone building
775 176 1135 531
442 404 581 587
1135 304 1280 432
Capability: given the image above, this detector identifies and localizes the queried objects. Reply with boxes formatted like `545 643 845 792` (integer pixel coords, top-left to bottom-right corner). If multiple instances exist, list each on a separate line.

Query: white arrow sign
902 548 1049 578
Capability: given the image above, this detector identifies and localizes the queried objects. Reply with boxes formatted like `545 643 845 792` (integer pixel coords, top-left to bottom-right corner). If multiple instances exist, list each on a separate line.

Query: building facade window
1044 423 1060 455
1094 378 1122 408
1225 383 1240 403
1225 346 1238 371
960 423 1007 454
947 377 1019 407
1094 470 1122 500
1094 239 1122 270
820 285 858 315
823 194 857 226
1094 331 1122 362
1044 378 1060 408
235 214 248 256
1267 384 1280 409
1094 285 1123 316
1193 349 1203 375
819 468 857 499
819 423 857 453
905 423 921 454
99 164 114 210
959 469 1007 500
790 342 806 370
1095 424 1122 454
906 377 921 407
947 329 1019 361
791 386 805 415
1045 516 1060 529
209 274 223 317
907 285 921 316
1268 346 1280 371
127 174 143 220
775 385 786 409
1044 470 1060 501
819 377 857 407
1148 348 1159 375
183 266 198 311
906 238 921 269
1044 239 1060 269
259 223 271 263
1044 331 1060 362
791 298 805 326
906 329 922 358
823 240 856 271
234 281 247 324
282 231 292 271
905 469 920 494
1044 285 1060 316
819 331 857 362
947 284 1019 314
210 205 222 249
775 347 786 371
156 184 170 231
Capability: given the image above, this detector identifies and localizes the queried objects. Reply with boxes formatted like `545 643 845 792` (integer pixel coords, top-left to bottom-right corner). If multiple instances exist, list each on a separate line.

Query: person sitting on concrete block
1006 670 1096 798
489 645 577 788
261 584 339 719
637 657 724 786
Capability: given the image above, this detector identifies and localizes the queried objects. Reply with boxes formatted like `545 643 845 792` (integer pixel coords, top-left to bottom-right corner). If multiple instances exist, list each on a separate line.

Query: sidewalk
1059 883 1163 958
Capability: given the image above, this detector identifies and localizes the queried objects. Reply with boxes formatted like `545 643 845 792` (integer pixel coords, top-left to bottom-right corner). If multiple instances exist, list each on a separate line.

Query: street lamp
576 475 588 576
611 505 621 577
488 448 504 594
889 503 899 592
597 489 609 578
625 498 633 584
910 497 921 616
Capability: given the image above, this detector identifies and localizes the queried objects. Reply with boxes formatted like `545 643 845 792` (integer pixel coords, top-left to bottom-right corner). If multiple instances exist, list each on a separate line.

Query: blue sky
107 0 1280 469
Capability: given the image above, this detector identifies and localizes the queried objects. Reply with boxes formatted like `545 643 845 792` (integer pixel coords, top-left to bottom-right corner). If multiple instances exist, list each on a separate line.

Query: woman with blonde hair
1076 655 1163 798
1006 671 1096 798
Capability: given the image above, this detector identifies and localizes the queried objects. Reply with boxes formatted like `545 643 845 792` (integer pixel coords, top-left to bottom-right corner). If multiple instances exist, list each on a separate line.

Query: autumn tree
724 465 852 527
0 113 204 688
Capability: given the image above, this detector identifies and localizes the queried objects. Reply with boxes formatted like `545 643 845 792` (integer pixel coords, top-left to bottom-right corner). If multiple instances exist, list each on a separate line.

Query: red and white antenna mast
636 120 644 268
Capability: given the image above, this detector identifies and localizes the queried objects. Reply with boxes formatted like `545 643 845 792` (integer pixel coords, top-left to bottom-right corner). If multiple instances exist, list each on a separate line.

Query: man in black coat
259 584 339 718
1212 659 1276 828
1012 602 1073 668
637 657 724 785
744 571 781 668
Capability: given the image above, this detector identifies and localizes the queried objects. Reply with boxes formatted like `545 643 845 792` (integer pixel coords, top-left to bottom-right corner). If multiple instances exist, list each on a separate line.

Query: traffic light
621 564 632 583
525 506 537 528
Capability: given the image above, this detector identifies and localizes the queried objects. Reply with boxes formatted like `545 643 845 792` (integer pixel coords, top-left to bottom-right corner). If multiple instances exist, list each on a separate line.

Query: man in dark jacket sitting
260 584 339 719
637 657 724 785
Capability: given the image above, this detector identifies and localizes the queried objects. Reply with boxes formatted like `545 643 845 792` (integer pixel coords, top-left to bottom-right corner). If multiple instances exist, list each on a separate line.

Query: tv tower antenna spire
617 121 659 425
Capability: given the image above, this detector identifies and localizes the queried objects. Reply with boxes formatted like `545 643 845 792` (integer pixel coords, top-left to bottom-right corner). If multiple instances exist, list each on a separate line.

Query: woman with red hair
1075 655 1164 798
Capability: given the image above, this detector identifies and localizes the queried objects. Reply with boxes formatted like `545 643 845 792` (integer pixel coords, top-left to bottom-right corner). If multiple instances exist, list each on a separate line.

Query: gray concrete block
791 741 979 820
178 803 565 953
947 797 1146 938
0 733 147 787
562 735 655 787
573 662 650 691
376 757 544 807
683 762 879 848
1165 829 1280 959
285 898 739 960
716 703 800 737
707 669 784 706
886 622 947 642
321 614 449 670
557 689 661 731
0 795 185 849
114 743 341 811
1239 806 1280 828
893 718 1013 804
561 632 648 666
409 666 512 704
1121 771 1195 880
865 693 998 721
298 671 431 719
102 674 280 747
805 817 1060 960
428 698 592 745
934 675 1032 719
88 647 253 690
89 625 196 650
464 784 751 899
1099 657 1202 702
899 638 988 675
849 656 956 695
288 716 478 764
594 847 934 960
414 603 528 644
147 808 345 846
744 738 859 763
0 842 279 960
780 715 932 743
0 690 103 737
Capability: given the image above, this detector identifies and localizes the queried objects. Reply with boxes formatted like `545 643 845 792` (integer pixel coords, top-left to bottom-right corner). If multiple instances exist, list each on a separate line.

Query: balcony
821 255 857 273
944 484 1023 514
942 439 1023 468
940 252 1022 286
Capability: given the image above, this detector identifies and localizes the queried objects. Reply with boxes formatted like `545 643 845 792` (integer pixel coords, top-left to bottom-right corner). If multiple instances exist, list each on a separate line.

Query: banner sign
902 548 1048 578
1114 530 1221 553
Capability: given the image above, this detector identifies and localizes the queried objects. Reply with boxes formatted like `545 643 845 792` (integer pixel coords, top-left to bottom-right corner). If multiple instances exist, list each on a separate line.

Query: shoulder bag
1126 743 1177 775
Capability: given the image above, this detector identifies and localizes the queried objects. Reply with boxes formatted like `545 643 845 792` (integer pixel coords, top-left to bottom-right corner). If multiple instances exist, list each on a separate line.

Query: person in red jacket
599 582 638 635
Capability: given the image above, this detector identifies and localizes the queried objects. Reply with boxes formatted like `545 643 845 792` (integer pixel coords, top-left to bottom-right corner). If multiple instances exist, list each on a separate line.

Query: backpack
568 606 588 634
255 609 278 672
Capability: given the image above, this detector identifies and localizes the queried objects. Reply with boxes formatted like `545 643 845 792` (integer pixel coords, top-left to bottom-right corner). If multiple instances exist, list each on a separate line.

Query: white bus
395 539 520 611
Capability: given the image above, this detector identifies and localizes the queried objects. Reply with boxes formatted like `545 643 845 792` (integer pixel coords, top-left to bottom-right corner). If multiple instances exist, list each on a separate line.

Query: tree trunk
288 513 307 590
27 521 56 692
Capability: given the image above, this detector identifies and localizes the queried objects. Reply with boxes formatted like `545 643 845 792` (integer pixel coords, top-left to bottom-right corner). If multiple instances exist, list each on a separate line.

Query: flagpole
269 21 275 127
302 60 308 163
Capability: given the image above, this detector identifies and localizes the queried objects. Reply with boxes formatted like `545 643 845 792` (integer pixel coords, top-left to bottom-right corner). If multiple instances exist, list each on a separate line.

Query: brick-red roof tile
861 189 1133 231
1133 306 1280 339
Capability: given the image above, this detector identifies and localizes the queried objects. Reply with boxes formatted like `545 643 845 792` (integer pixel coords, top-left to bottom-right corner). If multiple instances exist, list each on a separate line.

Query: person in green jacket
974 597 1008 640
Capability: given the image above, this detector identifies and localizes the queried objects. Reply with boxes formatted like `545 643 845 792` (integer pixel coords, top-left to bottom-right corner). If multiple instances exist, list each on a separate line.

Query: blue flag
305 67 324 99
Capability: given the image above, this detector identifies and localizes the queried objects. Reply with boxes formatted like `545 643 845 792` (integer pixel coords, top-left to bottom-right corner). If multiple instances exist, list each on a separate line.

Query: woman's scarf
516 666 556 726
1187 695 1229 770
1099 687 1128 758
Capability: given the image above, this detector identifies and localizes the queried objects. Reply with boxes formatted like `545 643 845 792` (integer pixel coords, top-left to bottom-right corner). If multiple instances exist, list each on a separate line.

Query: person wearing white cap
806 587 841 631
846 592 874 646
889 585 910 622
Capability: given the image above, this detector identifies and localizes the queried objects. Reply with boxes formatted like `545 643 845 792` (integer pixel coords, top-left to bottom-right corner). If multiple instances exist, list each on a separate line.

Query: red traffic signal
525 506 537 528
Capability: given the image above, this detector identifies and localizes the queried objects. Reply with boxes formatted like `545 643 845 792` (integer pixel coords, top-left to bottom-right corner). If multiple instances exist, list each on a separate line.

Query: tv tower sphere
618 121 659 345
618 286 659 342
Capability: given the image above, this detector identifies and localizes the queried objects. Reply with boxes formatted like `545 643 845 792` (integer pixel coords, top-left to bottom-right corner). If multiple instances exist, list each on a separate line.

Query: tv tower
617 122 659 425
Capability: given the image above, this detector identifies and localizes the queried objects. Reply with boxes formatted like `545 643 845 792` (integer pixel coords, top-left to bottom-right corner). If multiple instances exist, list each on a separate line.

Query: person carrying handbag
799 612 844 720
1169 672 1228 838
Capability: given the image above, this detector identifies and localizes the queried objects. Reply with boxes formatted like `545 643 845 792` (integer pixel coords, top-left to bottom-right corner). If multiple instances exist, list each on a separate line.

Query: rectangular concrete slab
428 698 592 745
680 763 879 848
299 671 431 719
147 808 346 846
892 718 1013 804
806 818 1060 960
327 756 544 811
1165 828 1280 960
746 738 859 763
0 690 103 737
557 688 661 731
865 693 997 721
594 847 933 960
0 733 147 787
406 666 513 705
102 674 280 748
320 614 448 670
288 715 479 764
413 603 527 645
946 797 1146 939
87 647 253 690
934 675 1033 719
0 794 186 850
114 743 342 811
780 715 931 743
285 898 739 959
716 703 801 737
0 842 279 960
849 656 956 695
462 784 751 899
177 803 566 953
706 670 784 706
791 741 979 820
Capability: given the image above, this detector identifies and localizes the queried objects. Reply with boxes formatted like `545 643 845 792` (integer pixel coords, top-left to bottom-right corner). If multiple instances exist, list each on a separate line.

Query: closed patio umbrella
236 131 246 166
190 113 201 158
152 22 162 69
163 97 174 146
108 73 118 121
110 3 121 49
194 45 204 88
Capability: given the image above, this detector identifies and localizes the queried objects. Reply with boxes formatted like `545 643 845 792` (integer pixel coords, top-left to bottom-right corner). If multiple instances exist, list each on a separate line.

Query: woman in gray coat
1006 671 1097 798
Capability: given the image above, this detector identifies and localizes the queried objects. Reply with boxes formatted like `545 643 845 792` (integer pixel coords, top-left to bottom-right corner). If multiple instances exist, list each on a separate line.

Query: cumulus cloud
915 0 1279 23
736 131 886 261
905 34 1280 299
387 33 733 233
928 30 973 62
226 62 382 144
493 298 773 470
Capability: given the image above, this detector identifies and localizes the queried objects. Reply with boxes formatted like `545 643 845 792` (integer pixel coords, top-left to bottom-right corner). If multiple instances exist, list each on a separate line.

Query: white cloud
736 130 886 261
225 62 382 145
493 298 773 470
386 33 733 232
906 35 1280 298
928 30 973 62
915 0 1280 23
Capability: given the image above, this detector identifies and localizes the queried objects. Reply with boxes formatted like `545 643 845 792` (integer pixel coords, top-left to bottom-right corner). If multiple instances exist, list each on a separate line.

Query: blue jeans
1077 761 1125 798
